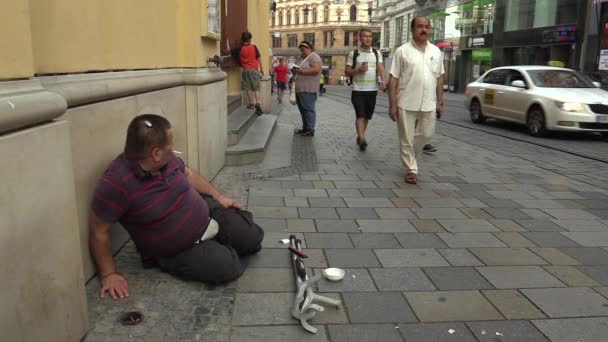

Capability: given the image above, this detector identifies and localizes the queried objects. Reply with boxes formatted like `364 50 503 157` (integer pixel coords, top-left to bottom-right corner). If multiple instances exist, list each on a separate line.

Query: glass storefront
471 48 492 78
505 0 578 31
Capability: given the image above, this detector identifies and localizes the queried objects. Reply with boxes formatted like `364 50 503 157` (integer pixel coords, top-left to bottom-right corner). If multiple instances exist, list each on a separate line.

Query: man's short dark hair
359 28 373 36
411 16 431 30
241 31 253 42
124 114 172 161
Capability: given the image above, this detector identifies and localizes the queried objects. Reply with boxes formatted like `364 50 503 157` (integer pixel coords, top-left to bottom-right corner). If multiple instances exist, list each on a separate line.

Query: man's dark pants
156 196 264 284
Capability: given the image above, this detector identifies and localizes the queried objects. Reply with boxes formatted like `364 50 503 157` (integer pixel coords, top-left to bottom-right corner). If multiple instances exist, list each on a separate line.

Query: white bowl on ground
322 268 345 281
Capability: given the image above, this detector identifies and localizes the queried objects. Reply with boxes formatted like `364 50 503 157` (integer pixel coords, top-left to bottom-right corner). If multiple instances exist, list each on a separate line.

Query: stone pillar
260 74 272 113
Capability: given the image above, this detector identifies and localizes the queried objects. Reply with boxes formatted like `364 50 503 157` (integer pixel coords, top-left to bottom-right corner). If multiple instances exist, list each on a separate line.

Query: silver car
464 66 608 138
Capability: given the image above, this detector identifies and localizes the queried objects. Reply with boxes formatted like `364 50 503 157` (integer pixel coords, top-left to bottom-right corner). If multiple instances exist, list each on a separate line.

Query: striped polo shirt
91 153 210 258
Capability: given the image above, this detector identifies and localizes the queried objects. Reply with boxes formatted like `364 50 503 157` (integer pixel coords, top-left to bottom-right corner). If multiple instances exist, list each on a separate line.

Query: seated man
90 114 264 300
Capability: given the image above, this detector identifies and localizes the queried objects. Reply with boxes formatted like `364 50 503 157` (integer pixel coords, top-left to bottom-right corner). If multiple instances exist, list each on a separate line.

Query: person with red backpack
232 32 265 115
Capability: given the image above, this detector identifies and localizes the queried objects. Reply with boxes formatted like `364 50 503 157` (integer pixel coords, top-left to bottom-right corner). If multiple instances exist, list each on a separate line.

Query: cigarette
173 150 183 155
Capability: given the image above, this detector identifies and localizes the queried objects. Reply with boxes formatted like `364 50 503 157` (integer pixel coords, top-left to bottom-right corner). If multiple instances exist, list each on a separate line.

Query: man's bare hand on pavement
217 195 242 209
100 273 129 300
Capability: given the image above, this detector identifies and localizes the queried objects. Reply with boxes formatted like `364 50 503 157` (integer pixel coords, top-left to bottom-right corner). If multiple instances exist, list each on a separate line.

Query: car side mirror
510 80 527 88
592 81 601 88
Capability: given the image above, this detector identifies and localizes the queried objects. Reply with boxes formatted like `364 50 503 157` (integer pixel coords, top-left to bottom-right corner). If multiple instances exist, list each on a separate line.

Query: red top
274 64 288 82
239 44 260 69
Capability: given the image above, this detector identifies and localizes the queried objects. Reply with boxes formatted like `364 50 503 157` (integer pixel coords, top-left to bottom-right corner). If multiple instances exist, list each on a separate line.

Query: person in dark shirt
89 114 264 300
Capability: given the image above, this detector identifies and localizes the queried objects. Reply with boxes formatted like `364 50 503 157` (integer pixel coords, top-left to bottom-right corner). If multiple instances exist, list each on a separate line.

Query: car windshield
527 70 595 88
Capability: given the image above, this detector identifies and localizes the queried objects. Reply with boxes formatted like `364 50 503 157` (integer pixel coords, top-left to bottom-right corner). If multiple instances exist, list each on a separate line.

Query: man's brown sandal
405 172 417 184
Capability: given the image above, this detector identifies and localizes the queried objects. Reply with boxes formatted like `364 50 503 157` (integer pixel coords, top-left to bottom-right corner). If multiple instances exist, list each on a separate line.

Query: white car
464 66 608 138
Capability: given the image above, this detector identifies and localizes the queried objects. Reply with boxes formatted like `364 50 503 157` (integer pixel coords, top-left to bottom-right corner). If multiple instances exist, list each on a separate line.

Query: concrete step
227 106 258 146
225 114 277 166
227 95 241 115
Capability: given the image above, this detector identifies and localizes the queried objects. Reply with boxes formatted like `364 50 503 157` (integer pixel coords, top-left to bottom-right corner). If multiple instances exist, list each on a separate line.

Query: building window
395 16 403 48
324 6 329 22
350 5 357 22
295 9 300 24
272 13 276 26
304 7 309 24
505 0 576 32
313 7 318 23
383 20 390 47
287 10 291 25
303 32 315 47
272 35 282 48
324 31 335 47
288 34 298 47
279 11 283 26
344 31 350 47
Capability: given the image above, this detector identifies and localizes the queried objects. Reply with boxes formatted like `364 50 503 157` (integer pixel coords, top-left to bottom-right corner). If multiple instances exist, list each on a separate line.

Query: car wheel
527 107 548 137
470 99 486 124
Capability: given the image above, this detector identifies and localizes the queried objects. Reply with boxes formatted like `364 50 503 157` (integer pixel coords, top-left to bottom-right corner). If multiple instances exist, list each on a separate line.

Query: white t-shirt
346 48 383 91
390 41 445 112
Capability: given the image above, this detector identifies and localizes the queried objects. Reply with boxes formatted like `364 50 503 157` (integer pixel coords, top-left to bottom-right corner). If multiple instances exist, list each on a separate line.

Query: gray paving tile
561 232 608 247
493 232 537 247
530 248 580 265
413 198 464 208
483 208 531 219
480 198 523 208
280 180 315 189
293 189 328 198
438 219 500 232
413 219 447 233
458 198 489 207
417 182 460 191
398 322 477 342
390 197 420 208
304 233 353 248
467 320 549 342
375 249 450 267
375 208 417 219
327 324 403 342
512 199 567 209
262 232 305 248
342 292 417 323
454 183 490 191
313 180 335 189
423 267 494 290
469 248 547 266
360 188 398 198
307 197 347 208
236 268 295 292
488 191 535 199
522 287 608 318
231 325 328 342
588 209 608 219
457 190 496 199
283 197 309 207
255 218 287 232
325 249 381 268
392 189 440 198
521 232 580 247
437 233 507 248
315 219 359 232
594 286 608 298
514 219 565 232
412 208 468 219
546 191 584 199
248 196 284 207
316 268 377 292
298 207 338 219
551 219 608 232
532 317 608 342
249 206 299 219
476 266 565 289
542 208 600 220
575 200 608 209
543 266 601 287
482 290 546 319
349 233 401 248
438 248 484 266
345 198 395 208
577 266 608 285
333 180 378 189
404 291 503 322
357 219 417 233
286 219 316 232
432 176 468 183
370 268 436 291
460 207 496 219
489 219 527 232
393 233 448 249
577 191 608 200
246 248 292 268
337 207 379 219
327 189 363 197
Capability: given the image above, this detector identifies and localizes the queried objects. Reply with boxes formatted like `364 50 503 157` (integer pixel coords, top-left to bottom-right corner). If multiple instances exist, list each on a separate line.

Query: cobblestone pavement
86 90 608 341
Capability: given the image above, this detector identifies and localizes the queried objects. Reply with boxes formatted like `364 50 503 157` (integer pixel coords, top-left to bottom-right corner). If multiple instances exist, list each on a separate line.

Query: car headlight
555 102 586 112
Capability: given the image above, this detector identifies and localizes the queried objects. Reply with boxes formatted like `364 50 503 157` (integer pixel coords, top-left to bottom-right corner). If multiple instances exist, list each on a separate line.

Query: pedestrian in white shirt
388 16 445 184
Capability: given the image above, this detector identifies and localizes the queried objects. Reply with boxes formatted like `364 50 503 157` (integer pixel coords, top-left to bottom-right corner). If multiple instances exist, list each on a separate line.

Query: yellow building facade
0 1 269 340
270 0 380 84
